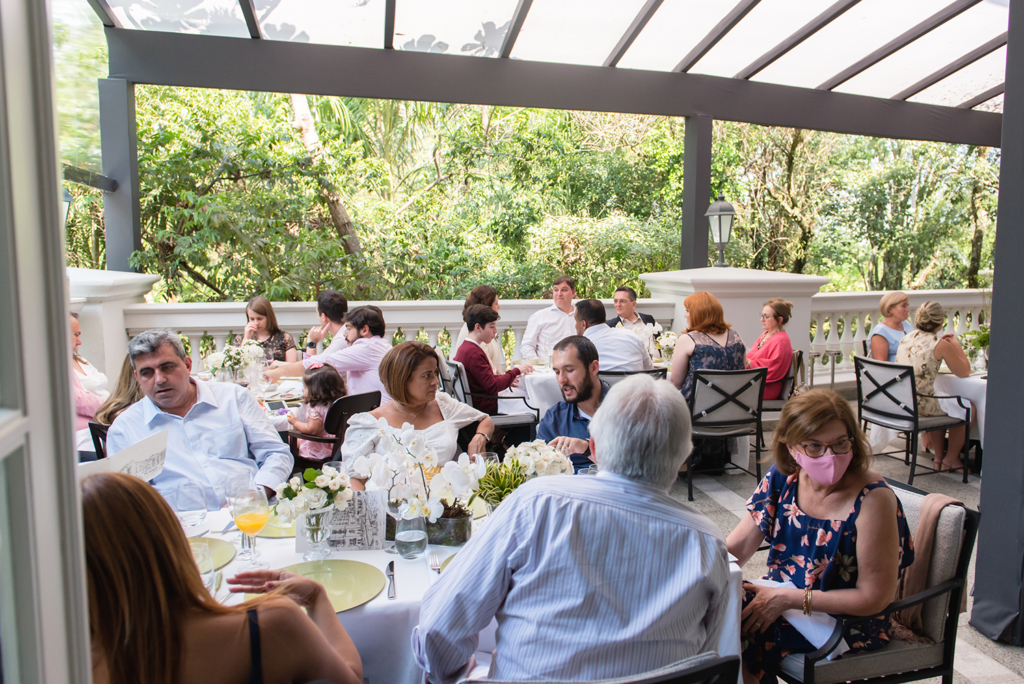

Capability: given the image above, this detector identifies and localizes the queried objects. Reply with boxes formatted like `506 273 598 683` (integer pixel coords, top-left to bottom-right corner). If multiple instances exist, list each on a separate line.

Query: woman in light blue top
870 291 913 362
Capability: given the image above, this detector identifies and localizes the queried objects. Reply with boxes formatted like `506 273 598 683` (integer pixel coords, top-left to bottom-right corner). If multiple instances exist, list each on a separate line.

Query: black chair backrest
88 421 109 459
775 349 804 402
597 368 668 386
324 391 382 440
445 360 474 408
854 356 919 429
690 368 766 428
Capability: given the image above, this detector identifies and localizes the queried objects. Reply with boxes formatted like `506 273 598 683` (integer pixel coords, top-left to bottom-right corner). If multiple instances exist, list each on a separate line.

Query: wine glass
191 542 216 593
175 480 207 527
231 485 270 570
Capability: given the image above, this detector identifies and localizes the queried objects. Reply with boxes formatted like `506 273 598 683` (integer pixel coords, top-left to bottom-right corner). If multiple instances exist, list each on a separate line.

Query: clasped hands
740 582 791 638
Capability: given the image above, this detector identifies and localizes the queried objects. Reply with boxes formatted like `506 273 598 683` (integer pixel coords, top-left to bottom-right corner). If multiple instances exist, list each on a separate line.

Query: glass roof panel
255 0 384 46
688 0 826 78
511 0 650 66
834 2 1007 99
908 46 1006 108
394 0 518 57
616 0 737 73
106 0 248 37
974 93 1003 113
752 0 938 89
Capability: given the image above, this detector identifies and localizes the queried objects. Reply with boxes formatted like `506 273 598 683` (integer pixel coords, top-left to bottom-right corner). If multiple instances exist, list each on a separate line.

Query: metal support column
969 0 1024 646
680 114 712 269
98 78 141 272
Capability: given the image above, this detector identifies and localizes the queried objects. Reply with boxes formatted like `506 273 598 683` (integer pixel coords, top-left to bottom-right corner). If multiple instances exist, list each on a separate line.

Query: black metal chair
88 421 109 459
445 359 540 443
459 652 740 684
761 349 805 413
854 357 972 485
777 479 979 684
685 368 767 501
288 391 381 474
597 368 668 387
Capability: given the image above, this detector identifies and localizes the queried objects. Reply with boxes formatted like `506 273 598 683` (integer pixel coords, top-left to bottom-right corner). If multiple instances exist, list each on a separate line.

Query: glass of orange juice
230 487 270 570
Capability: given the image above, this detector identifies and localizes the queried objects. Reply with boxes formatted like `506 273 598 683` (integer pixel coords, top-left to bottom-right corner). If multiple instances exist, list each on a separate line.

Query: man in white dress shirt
106 329 293 509
265 289 349 381
412 375 729 684
575 298 654 372
519 275 577 360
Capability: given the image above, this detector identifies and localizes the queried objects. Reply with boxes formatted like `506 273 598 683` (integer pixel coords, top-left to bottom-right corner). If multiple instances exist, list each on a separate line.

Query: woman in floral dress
728 389 914 684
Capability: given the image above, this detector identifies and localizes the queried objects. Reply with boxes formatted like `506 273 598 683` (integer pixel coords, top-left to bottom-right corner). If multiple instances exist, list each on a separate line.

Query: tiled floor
665 433 1024 683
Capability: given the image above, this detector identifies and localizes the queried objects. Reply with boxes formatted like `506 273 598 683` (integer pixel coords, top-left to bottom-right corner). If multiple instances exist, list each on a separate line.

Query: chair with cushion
597 368 668 387
288 391 381 473
685 368 767 501
854 356 971 485
446 359 539 443
458 652 739 684
88 421 109 459
777 479 979 684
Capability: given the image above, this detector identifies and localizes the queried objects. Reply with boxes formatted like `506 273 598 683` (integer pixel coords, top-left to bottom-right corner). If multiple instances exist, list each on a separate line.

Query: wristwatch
306 340 317 349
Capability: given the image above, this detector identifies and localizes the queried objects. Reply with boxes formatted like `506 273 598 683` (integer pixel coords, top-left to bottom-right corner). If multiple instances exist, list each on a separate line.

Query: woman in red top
746 298 794 401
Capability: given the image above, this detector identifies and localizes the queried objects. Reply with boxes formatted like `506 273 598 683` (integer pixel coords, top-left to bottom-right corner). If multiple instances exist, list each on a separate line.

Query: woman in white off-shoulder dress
342 341 494 485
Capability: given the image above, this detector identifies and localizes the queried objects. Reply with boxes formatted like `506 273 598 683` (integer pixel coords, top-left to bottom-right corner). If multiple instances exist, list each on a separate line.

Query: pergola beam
500 0 533 59
817 0 982 91
735 0 861 80
238 0 261 40
86 0 119 28
894 32 1008 100
674 0 760 74
384 0 395 50
104 28 1002 147
604 0 664 68
960 83 1004 109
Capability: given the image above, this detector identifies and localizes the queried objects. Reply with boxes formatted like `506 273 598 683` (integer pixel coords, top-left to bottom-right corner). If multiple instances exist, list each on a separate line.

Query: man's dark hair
345 306 386 338
316 290 349 324
464 304 500 332
614 286 638 302
575 299 606 327
553 335 599 369
553 275 576 292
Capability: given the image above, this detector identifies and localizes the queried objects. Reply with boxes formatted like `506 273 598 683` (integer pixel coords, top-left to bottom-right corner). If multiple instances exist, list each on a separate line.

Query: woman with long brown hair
84 472 362 684
94 355 143 427
241 295 298 363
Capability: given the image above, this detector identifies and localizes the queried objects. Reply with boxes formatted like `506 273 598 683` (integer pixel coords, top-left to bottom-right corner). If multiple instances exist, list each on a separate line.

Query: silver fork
429 552 442 573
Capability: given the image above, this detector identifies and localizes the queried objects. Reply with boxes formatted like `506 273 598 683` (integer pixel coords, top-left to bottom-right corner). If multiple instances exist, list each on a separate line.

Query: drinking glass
324 460 344 473
395 516 427 559
191 542 216 592
385 499 401 554
475 452 500 466
231 486 270 570
226 474 258 559
176 480 207 527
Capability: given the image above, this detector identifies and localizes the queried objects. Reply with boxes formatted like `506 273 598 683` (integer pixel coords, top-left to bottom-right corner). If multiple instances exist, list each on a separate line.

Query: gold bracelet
803 586 813 616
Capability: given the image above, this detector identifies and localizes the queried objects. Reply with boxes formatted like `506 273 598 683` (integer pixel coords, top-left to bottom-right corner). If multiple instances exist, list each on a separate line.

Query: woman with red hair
670 291 747 400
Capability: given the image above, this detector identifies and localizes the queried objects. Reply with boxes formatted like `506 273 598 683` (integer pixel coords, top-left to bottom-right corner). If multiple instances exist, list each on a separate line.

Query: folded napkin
749 579 850 661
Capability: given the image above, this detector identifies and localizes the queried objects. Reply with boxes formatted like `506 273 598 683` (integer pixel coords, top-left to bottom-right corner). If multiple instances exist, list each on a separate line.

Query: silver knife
221 520 237 534
385 561 396 600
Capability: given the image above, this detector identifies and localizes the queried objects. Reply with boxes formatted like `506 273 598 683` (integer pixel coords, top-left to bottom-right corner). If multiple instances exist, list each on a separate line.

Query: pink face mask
788 446 854 486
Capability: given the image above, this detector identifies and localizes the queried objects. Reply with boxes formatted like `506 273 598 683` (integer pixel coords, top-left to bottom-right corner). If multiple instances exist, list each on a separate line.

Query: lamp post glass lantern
61 187 72 230
705 194 735 267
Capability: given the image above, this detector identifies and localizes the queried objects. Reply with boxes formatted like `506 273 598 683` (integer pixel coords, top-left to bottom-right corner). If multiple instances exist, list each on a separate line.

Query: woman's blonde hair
879 291 909 318
914 301 945 333
378 341 439 405
764 298 793 327
95 355 143 426
83 472 276 684
684 292 730 335
246 295 282 337
772 389 872 477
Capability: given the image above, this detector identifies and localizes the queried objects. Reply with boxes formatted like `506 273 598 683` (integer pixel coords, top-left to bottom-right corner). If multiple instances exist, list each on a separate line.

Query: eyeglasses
796 437 854 458
760 314 776 320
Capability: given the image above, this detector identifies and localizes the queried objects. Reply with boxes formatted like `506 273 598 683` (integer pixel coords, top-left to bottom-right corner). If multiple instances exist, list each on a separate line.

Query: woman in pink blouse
746 299 794 401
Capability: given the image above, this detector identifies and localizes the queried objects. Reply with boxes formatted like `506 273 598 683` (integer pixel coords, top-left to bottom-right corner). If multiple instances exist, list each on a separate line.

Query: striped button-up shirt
412 472 729 684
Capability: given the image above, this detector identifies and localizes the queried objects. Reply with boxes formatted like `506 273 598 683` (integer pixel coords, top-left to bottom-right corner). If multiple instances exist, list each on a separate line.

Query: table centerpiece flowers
961 324 990 371
472 439 573 508
656 331 678 363
204 339 265 383
618 320 664 359
272 464 353 561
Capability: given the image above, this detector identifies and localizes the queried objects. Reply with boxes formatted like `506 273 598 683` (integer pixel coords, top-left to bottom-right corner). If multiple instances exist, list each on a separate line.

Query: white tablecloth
934 373 987 448
202 509 742 684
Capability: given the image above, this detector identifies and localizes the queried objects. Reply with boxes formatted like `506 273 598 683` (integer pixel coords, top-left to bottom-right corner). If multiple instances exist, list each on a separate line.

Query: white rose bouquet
657 331 678 361
350 419 485 523
273 464 353 523
473 439 572 506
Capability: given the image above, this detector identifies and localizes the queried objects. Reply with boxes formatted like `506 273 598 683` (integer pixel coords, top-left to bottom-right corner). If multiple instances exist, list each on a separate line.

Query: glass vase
302 504 335 562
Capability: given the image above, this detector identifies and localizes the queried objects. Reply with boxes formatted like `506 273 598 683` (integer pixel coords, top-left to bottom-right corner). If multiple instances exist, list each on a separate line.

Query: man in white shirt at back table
575 298 654 372
106 329 294 509
519 275 577 361
412 374 729 684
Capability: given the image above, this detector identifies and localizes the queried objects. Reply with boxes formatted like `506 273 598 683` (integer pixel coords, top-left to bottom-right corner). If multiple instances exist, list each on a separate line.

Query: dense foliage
57 25 998 302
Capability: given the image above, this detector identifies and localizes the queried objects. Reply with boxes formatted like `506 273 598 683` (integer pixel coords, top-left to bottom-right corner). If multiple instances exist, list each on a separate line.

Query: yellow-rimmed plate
470 497 488 520
257 515 296 538
190 538 236 570
252 560 385 612
440 553 456 572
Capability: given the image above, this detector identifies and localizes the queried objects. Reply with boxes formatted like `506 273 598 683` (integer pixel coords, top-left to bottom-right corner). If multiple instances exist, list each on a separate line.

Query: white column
838 311 854 367
851 311 869 357
212 334 228 351
183 333 203 370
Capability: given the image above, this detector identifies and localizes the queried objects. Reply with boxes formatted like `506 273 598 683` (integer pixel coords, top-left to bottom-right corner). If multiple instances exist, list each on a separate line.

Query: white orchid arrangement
273 464 353 523
618 321 664 358
204 339 265 375
350 418 486 523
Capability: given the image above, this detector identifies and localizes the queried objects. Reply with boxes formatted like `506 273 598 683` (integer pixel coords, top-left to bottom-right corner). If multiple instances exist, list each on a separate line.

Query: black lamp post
60 187 73 230
705 194 735 267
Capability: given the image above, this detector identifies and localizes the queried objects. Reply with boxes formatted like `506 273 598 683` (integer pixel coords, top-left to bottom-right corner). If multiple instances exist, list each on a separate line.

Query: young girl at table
83 471 362 684
287 363 347 461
